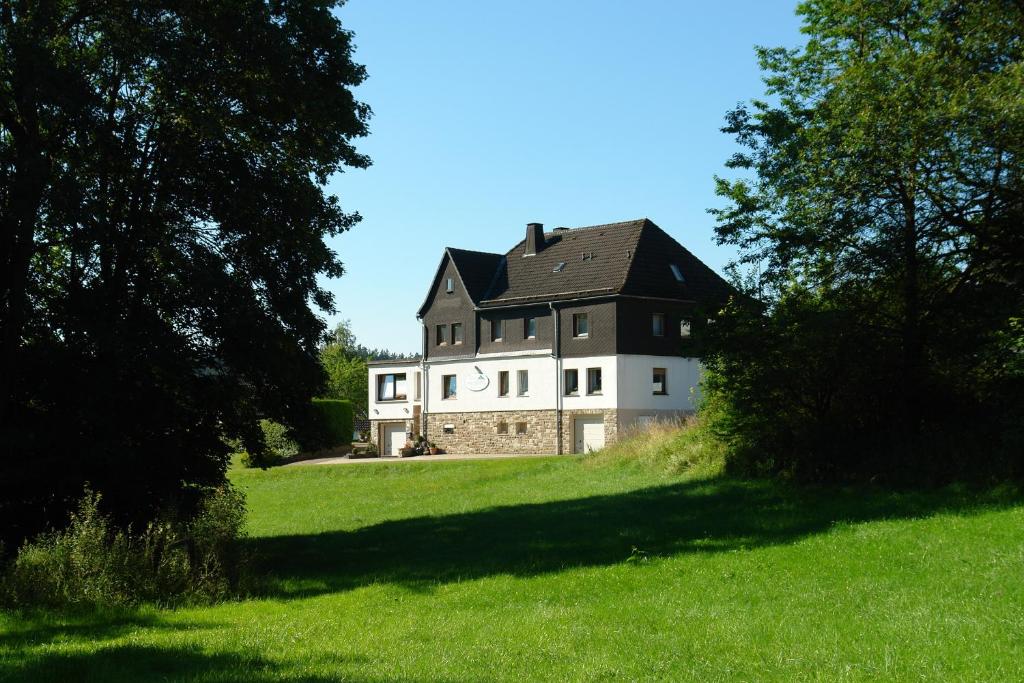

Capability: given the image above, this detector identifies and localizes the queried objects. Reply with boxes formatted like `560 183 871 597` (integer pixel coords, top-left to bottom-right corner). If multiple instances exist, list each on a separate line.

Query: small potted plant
428 441 439 455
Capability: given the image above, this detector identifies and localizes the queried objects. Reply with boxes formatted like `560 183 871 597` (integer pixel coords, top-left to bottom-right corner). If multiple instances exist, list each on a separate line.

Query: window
442 374 457 399
653 368 667 395
446 277 454 293
587 367 602 395
498 370 509 397
377 373 407 401
491 318 504 342
525 317 537 339
670 264 684 282
553 262 566 273
436 324 448 345
443 423 455 434
564 369 579 395
517 369 529 396
452 322 464 345
572 313 589 338
497 421 508 434
515 422 528 435
652 313 665 336
680 319 691 338
414 371 422 400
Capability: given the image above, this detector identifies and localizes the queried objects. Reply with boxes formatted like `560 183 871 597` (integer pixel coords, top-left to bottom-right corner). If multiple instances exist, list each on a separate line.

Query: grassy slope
2 441 1023 682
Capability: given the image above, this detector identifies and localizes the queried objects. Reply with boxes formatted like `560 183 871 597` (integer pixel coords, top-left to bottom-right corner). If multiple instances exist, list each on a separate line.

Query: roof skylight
670 264 684 282
553 262 566 273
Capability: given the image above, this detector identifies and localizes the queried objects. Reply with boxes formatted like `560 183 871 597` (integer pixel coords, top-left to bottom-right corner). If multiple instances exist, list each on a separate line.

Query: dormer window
670 264 684 282
446 277 454 293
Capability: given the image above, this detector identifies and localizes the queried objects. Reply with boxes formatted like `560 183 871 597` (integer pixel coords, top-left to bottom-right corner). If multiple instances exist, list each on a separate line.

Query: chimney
524 222 545 256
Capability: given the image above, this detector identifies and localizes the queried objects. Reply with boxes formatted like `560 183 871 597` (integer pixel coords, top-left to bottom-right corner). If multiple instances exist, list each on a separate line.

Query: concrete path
286 452 567 466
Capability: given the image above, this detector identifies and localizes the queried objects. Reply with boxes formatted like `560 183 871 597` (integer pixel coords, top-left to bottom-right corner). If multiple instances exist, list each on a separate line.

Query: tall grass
585 415 725 477
0 486 251 609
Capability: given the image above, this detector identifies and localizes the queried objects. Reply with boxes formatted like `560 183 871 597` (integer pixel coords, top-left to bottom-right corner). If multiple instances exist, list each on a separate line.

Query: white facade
369 354 699 417
367 361 421 422
615 354 701 411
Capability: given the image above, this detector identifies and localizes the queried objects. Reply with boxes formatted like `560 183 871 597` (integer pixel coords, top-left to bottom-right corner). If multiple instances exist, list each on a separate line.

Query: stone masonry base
426 410 558 455
426 408 635 455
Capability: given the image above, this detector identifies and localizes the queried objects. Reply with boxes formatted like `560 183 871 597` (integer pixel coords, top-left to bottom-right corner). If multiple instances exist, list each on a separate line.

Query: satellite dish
465 368 489 392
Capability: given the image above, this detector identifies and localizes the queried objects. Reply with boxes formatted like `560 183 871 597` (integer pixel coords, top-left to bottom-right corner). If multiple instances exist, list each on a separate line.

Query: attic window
669 264 684 282
553 262 566 273
446 277 454 293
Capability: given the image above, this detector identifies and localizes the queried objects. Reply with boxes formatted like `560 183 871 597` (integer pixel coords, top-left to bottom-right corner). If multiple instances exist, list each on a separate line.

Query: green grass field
2 451 1023 681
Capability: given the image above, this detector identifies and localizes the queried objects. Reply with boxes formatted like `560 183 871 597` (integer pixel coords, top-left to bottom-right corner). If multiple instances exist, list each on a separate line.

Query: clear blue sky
323 0 804 353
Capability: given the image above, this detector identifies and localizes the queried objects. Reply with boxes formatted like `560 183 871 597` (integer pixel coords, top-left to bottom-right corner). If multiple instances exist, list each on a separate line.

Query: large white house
367 219 732 456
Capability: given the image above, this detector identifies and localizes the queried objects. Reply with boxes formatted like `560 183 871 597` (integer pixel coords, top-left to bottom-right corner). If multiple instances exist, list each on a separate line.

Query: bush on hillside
0 486 251 609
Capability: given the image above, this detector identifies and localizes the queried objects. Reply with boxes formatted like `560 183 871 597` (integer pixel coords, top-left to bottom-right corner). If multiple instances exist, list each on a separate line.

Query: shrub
239 419 300 468
0 486 250 609
311 398 354 448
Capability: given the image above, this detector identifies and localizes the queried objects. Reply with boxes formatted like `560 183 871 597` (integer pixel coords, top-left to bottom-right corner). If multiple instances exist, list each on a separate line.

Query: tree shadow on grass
250 475 1022 599
1 643 393 683
0 610 214 652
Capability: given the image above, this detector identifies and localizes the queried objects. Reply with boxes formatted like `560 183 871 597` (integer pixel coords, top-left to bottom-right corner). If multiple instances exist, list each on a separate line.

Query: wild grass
2 424 1022 681
585 415 725 476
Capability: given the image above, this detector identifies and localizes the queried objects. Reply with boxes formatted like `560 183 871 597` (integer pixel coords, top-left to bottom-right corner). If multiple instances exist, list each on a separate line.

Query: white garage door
574 416 605 453
383 423 406 456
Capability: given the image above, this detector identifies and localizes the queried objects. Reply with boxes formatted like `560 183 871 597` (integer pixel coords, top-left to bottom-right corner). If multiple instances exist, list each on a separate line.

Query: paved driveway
286 452 566 466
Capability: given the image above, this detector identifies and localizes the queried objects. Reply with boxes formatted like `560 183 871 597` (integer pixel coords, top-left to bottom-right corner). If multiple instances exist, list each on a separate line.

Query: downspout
550 302 562 455
420 320 429 440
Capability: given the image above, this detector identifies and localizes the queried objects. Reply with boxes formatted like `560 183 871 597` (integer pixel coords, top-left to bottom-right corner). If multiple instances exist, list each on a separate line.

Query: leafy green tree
0 0 370 544
320 321 369 415
708 0 1024 480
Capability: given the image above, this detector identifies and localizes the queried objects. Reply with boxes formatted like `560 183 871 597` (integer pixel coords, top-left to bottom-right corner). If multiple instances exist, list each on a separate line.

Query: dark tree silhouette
707 0 1024 481
0 0 370 544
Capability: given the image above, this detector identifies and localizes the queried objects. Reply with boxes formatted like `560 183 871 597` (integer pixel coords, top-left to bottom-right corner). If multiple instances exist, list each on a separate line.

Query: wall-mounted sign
465 366 489 392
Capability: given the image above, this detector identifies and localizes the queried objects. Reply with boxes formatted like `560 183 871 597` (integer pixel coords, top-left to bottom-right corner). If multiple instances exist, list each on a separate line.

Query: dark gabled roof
447 248 504 302
416 247 503 317
477 219 732 307
417 218 733 316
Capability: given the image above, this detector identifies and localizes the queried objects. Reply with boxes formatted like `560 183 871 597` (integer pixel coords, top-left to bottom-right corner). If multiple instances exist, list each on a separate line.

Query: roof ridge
447 246 503 258
550 218 646 234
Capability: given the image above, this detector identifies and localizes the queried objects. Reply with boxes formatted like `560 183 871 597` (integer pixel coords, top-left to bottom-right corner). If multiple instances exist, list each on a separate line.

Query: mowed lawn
2 454 1024 682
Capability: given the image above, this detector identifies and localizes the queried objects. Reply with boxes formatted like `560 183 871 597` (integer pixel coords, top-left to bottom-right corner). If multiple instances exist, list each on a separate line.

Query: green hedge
311 398 354 447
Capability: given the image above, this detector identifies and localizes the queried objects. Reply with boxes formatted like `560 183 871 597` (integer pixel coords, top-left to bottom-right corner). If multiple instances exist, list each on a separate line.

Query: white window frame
564 368 579 396
442 374 457 400
376 373 408 402
517 369 529 396
652 367 668 396
572 313 589 338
